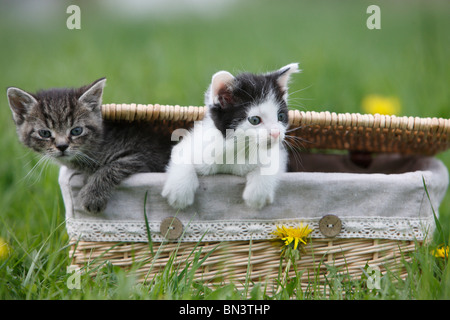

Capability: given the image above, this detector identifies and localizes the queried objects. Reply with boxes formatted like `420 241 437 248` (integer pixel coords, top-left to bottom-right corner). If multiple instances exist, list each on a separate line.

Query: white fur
162 96 288 210
162 64 297 210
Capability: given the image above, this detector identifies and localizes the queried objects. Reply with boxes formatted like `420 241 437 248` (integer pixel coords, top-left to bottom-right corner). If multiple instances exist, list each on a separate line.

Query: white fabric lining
60 154 448 242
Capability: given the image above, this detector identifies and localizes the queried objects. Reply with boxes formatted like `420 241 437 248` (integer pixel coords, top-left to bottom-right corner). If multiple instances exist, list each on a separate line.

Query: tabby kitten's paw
78 187 108 214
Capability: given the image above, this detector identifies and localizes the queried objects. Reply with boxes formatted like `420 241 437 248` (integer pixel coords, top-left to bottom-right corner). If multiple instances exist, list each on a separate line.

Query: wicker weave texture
70 238 415 291
65 103 440 291
102 103 450 156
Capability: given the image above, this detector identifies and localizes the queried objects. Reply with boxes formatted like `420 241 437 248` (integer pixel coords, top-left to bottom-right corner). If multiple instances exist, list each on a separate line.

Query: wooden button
319 215 342 238
160 217 183 240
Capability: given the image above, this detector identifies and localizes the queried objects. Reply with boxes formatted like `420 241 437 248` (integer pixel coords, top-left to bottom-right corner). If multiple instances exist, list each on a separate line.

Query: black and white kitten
7 78 172 213
162 63 300 210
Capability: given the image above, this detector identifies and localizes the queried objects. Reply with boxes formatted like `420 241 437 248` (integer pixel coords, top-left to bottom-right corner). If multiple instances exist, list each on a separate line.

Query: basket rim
101 103 450 156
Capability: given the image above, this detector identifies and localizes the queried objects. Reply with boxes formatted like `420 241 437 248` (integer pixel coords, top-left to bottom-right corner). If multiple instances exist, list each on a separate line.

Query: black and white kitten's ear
79 77 106 110
275 63 301 99
7 87 38 125
207 71 235 107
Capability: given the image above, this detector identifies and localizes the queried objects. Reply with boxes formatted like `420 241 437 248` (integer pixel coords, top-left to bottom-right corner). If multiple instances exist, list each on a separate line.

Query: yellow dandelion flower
272 224 313 250
362 94 401 116
272 224 314 291
0 238 10 260
432 245 449 259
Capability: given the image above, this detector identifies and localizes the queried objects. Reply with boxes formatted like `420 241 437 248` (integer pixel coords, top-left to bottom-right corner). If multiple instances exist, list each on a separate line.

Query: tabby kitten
7 78 172 213
162 63 300 210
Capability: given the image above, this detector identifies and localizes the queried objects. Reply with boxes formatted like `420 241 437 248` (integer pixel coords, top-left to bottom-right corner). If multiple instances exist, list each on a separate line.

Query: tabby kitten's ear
274 63 301 100
7 87 38 125
79 77 107 111
209 71 235 108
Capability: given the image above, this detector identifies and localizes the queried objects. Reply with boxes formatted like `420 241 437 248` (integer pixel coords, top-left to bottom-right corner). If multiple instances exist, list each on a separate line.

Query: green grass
1 0 450 300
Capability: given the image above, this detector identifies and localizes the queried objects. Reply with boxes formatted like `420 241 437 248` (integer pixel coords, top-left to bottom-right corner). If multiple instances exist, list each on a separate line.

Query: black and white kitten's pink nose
270 129 280 139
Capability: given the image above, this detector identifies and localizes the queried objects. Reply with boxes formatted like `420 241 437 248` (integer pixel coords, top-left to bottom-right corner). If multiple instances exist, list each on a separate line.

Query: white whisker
18 154 53 186
283 139 305 171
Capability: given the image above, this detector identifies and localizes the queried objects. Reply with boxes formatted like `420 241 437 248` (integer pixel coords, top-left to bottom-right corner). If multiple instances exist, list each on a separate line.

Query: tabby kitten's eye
38 129 52 139
248 116 262 125
70 127 83 136
278 112 287 122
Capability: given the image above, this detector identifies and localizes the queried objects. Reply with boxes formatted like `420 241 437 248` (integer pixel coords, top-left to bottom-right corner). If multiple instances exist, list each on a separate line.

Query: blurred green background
0 0 449 297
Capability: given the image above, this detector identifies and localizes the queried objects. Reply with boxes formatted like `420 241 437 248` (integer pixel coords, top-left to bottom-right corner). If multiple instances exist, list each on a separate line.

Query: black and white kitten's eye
248 116 262 126
278 112 287 122
38 129 52 139
70 127 83 136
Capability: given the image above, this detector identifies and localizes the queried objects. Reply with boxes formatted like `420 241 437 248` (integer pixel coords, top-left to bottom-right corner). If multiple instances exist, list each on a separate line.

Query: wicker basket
70 239 416 293
102 103 450 155
66 104 450 292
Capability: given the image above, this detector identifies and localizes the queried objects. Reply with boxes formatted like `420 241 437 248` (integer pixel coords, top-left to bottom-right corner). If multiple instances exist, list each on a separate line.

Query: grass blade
143 190 154 256
422 175 444 240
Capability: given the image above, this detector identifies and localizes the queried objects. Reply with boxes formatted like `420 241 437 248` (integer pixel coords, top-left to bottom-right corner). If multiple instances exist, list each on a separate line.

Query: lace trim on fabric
66 215 434 242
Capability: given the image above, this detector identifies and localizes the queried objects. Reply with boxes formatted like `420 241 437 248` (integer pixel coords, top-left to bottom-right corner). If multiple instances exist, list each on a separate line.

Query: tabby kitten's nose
57 144 69 152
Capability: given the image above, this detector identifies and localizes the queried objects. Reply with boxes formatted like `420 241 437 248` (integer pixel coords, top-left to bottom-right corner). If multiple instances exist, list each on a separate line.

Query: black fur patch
208 71 289 137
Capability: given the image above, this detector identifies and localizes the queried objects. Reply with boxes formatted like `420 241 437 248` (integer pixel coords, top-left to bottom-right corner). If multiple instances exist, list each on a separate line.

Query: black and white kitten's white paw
162 179 199 210
78 187 108 214
242 182 274 210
